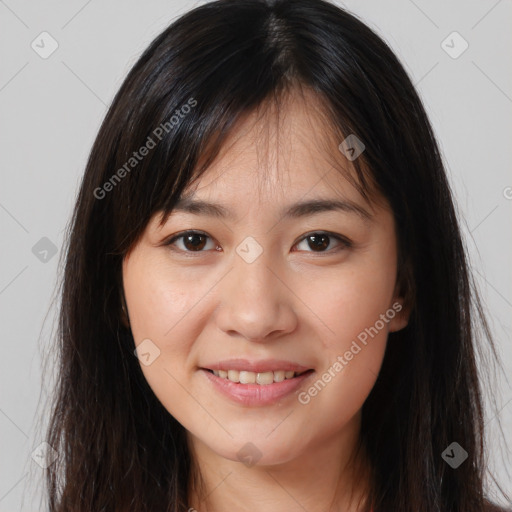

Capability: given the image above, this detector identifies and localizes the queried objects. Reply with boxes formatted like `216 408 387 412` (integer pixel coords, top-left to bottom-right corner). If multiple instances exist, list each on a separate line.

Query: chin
214 435 305 467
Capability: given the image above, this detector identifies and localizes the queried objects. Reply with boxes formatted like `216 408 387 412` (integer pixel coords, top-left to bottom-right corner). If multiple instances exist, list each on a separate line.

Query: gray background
1 0 511 509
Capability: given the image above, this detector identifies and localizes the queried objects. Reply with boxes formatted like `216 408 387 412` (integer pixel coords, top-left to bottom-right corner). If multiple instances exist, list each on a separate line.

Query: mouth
203 368 313 385
199 361 315 406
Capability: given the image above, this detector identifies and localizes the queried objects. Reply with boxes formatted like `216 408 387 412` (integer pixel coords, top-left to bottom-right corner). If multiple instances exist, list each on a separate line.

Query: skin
122 89 409 512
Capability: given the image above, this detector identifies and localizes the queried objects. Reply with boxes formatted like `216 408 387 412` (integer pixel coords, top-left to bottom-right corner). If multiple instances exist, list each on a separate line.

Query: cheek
303 249 397 349
123 255 213 426
123 254 204 345
297 288 389 437
293 251 395 414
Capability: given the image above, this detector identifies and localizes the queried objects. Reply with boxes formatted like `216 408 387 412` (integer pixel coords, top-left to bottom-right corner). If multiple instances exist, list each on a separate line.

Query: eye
163 230 352 255
164 230 218 253
294 231 352 253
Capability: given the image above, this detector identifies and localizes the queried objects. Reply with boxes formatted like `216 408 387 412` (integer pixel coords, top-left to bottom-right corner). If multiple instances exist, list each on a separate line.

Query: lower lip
201 369 315 406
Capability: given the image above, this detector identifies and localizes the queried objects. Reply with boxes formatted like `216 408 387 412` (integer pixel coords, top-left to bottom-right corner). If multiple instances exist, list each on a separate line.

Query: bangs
148 82 382 232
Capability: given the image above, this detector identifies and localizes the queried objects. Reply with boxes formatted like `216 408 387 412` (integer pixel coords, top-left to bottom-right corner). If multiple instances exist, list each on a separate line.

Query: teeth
227 370 239 382
273 370 285 382
239 371 256 384
211 369 303 384
256 371 274 385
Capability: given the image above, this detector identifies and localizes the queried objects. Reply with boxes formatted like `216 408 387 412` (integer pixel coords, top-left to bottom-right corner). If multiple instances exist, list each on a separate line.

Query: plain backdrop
0 0 511 510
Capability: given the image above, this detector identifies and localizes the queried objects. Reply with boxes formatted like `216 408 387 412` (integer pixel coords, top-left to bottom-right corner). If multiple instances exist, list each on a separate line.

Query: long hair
42 0 510 510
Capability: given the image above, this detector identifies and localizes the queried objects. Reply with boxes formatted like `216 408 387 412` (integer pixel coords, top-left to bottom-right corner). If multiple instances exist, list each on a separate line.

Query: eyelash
163 230 352 256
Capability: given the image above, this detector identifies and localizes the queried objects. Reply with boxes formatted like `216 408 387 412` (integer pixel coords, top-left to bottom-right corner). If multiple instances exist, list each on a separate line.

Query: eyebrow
170 195 373 222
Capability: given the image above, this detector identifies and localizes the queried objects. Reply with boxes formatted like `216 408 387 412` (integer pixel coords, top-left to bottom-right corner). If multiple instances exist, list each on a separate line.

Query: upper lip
202 358 312 373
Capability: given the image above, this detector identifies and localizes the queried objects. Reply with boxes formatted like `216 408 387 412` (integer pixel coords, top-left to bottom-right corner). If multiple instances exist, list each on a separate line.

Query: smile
201 366 315 406
208 368 309 384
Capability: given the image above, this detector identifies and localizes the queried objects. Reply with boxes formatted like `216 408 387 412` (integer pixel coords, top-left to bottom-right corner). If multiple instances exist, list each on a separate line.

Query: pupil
185 234 206 251
309 234 328 251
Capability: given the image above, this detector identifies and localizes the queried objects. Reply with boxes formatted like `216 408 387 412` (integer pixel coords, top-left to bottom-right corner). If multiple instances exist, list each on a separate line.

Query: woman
44 0 511 510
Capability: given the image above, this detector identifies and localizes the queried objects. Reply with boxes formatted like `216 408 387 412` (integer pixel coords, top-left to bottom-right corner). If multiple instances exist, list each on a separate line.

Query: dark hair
42 0 510 510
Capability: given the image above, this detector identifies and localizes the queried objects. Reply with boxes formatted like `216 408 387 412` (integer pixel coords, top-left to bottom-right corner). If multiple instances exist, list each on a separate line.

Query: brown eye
306 233 329 251
182 233 207 251
165 231 216 252
294 232 351 254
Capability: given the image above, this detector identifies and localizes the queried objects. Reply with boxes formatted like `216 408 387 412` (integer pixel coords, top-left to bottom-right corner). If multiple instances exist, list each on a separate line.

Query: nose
214 247 298 343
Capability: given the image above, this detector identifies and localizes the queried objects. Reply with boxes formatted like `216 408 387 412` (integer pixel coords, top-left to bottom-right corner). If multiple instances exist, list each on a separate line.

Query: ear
388 282 412 333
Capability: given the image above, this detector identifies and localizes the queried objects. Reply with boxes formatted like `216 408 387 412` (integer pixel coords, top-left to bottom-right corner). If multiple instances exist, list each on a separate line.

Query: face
122 91 409 468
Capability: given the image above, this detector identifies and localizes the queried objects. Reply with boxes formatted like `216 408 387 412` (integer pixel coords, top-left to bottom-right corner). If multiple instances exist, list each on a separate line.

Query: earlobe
388 308 409 332
388 297 411 333
389 263 414 333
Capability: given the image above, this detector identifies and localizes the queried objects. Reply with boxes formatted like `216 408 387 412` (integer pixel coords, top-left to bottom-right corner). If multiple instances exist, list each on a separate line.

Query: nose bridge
215 236 296 341
231 236 279 309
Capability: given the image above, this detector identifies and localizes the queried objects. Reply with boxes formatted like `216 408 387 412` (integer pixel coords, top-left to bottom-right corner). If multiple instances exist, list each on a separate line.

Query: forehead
181 88 375 211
